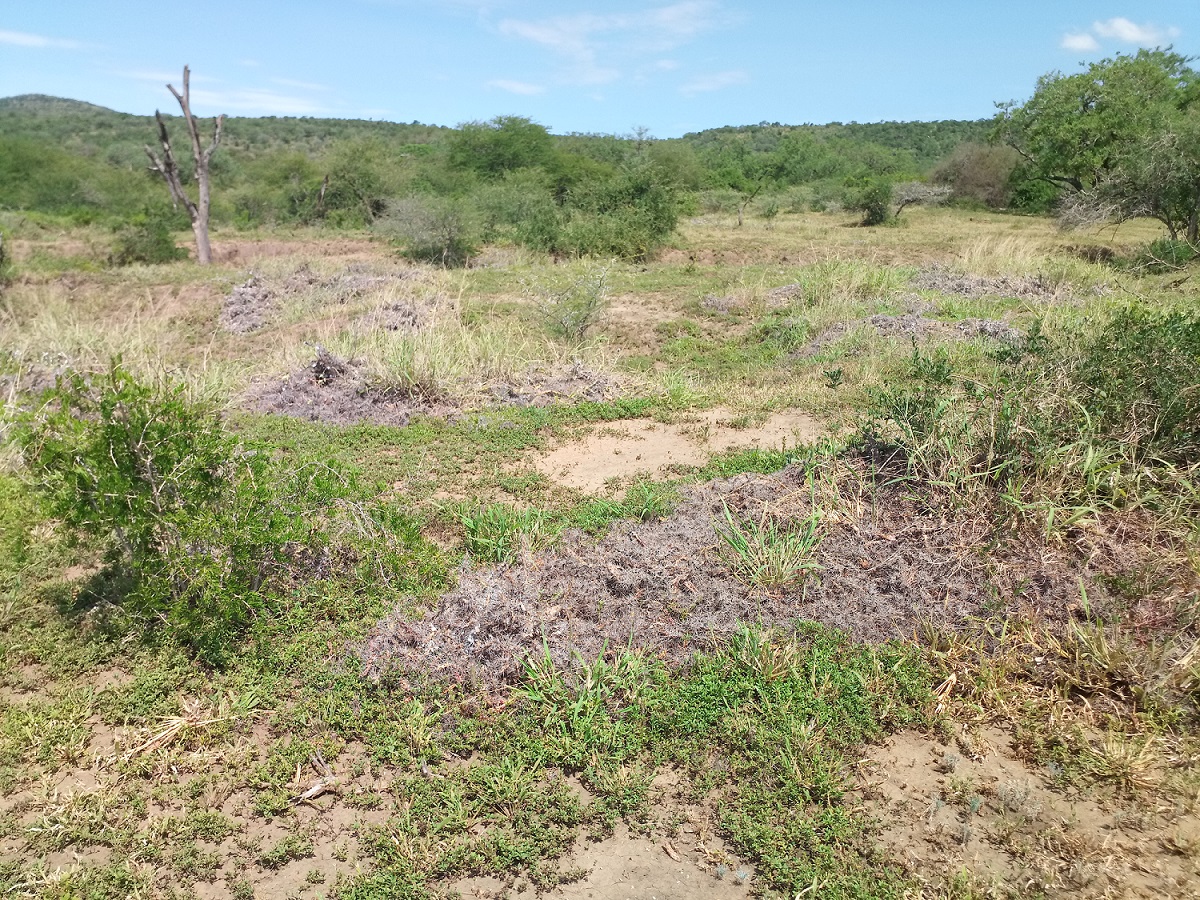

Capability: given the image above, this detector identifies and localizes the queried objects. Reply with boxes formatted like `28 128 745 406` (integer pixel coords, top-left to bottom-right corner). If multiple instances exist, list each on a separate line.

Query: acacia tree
145 66 225 264
995 49 1200 241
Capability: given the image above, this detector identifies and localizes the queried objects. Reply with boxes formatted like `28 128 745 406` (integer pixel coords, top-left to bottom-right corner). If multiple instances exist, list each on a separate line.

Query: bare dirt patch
859 727 1200 897
359 464 998 687
450 823 751 900
533 409 825 493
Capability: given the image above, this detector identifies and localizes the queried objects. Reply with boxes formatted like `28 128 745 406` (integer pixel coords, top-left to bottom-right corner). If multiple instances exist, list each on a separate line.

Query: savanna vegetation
1 49 1199 900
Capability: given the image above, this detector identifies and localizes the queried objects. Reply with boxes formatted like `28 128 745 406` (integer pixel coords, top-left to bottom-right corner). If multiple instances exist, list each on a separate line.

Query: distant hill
0 94 993 226
680 120 992 171
0 94 450 168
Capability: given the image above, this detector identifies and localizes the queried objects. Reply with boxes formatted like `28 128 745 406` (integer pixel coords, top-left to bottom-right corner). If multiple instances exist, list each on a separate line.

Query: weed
456 503 555 564
715 503 822 590
937 751 961 774
1083 732 1161 792
259 833 315 869
15 362 352 660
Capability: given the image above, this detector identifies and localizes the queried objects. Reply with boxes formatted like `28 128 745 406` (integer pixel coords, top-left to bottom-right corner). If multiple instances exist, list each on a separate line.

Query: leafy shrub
843 178 893 226
474 169 560 250
556 163 680 260
377 196 478 267
16 363 346 659
931 142 1020 208
109 206 188 266
1075 307 1200 462
1134 238 1199 272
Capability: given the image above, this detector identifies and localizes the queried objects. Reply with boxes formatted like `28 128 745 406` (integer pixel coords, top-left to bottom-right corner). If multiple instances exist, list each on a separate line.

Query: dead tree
144 66 224 265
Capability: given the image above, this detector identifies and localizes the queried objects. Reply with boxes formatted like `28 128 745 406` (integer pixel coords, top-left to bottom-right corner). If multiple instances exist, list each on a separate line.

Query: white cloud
1061 32 1100 52
654 59 681 71
1061 17 1181 53
1093 17 1178 45
498 1 725 86
190 88 326 116
487 79 545 95
0 29 82 49
680 69 748 96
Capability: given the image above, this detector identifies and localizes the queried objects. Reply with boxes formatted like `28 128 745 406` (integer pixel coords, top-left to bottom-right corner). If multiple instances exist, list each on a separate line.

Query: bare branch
149 66 225 264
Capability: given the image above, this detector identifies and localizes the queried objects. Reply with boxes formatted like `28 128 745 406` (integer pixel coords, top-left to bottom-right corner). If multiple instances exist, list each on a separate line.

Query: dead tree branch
143 66 224 265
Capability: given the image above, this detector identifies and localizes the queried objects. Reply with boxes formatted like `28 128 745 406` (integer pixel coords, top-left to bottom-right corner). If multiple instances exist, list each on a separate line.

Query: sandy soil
451 823 751 900
533 409 826 492
859 727 1200 898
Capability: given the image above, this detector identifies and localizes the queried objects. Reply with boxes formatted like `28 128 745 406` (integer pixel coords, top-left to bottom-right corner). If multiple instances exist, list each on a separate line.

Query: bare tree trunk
736 183 762 227
144 66 224 265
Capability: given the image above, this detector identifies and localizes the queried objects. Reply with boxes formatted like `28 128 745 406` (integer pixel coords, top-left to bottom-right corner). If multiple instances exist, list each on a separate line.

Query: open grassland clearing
1 208 1199 899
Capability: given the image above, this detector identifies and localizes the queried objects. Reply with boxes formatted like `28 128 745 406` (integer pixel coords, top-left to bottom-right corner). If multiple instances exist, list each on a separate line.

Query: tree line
1 48 1196 263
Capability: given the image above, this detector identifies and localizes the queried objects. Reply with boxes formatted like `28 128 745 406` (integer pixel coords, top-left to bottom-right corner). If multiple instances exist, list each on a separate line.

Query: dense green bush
17 364 347 659
448 116 555 178
377 196 478 266
861 308 1200 525
555 162 680 260
1133 238 1199 272
1075 307 1200 463
109 206 189 266
843 177 893 226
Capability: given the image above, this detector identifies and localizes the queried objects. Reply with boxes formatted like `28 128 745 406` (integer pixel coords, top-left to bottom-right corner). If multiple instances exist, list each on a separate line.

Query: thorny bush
861 307 1200 526
16 362 349 660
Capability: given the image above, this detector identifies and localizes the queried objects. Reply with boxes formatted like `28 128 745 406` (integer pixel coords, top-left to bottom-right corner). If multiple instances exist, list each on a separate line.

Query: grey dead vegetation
220 275 274 333
358 465 997 688
956 318 1023 342
701 294 741 315
912 265 1064 300
794 309 1022 359
244 346 458 427
220 264 429 334
488 361 622 407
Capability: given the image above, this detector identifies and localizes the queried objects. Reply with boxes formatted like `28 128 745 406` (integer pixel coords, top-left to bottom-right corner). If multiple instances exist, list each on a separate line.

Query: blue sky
1 2 1196 137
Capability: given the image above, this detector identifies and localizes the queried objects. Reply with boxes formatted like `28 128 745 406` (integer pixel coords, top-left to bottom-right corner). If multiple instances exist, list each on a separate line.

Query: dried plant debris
219 264 430 333
358 464 1006 689
912 265 1064 300
488 362 622 407
763 283 805 303
794 311 1021 359
865 312 936 338
700 294 742 315
357 299 426 332
244 346 458 427
220 275 275 333
955 318 1023 342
